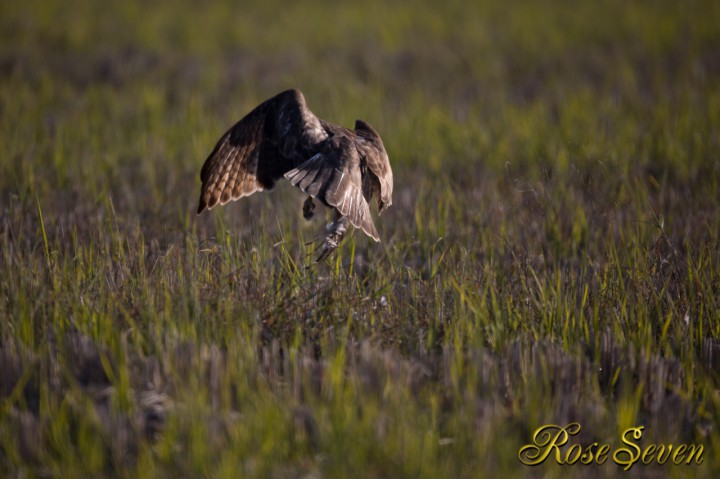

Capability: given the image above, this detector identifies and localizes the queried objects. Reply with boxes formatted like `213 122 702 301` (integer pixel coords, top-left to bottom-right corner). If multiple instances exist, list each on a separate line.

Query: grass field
1 0 720 477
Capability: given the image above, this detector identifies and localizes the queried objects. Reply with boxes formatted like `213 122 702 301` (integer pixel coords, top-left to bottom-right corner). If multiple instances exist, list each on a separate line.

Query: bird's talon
315 245 335 262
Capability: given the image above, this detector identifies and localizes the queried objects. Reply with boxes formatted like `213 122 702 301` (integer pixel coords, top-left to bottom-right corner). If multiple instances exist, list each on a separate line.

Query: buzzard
197 89 393 261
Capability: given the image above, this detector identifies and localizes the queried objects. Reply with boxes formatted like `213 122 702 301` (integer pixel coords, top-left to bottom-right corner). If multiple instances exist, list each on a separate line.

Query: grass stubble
1 0 720 477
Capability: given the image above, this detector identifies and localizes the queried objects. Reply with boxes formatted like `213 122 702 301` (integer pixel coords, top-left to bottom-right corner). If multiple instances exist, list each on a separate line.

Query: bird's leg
315 210 349 262
302 196 315 220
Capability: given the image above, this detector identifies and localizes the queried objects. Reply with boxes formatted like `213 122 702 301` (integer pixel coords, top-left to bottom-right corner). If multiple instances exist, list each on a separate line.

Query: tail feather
334 184 379 241
306 167 332 197
285 157 380 242
298 168 321 191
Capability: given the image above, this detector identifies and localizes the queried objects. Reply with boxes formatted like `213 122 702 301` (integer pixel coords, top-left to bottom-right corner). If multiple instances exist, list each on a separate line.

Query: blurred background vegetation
1 0 719 477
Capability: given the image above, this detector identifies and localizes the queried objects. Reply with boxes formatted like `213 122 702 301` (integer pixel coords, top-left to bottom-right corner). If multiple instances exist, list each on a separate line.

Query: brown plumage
197 89 393 260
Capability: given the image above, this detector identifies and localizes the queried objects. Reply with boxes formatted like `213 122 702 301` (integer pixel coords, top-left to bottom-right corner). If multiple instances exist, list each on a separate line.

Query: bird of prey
197 89 393 261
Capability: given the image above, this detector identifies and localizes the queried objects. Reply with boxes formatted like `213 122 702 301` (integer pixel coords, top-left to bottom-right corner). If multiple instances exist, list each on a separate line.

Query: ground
1 0 719 477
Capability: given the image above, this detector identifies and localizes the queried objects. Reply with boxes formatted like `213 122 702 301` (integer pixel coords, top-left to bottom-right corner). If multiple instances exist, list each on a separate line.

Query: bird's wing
284 136 380 242
354 119 393 213
197 89 328 214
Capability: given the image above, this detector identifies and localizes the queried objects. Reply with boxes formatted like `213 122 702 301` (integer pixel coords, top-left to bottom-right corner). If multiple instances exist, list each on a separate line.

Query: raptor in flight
197 89 393 261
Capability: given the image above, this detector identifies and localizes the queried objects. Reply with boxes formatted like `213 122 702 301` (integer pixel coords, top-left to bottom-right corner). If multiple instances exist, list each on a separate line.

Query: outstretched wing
197 89 328 214
284 135 380 242
354 119 393 212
